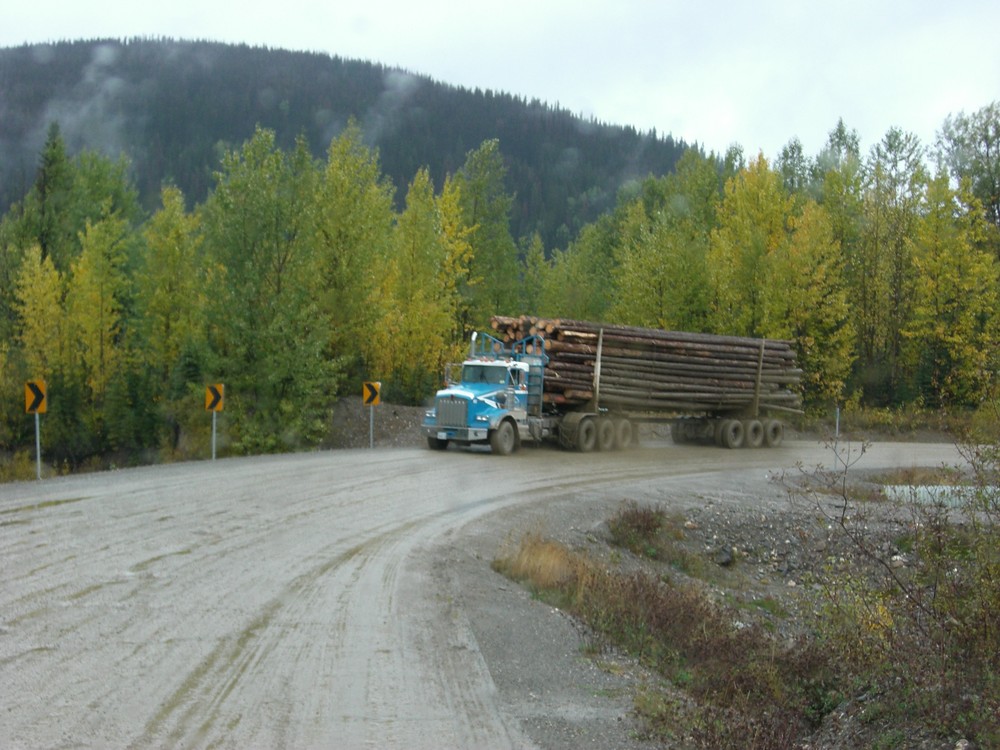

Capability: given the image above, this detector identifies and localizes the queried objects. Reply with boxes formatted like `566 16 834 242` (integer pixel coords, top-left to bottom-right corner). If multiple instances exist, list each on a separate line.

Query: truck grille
437 396 468 428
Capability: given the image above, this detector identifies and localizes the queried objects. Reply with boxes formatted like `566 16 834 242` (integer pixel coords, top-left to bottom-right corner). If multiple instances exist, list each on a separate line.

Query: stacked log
490 316 802 415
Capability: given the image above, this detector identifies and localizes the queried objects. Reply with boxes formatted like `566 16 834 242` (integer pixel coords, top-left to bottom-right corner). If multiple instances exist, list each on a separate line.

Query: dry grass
494 528 835 750
494 448 1000 749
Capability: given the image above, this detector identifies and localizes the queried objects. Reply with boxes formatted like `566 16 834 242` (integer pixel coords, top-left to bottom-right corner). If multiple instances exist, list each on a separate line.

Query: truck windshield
462 364 508 385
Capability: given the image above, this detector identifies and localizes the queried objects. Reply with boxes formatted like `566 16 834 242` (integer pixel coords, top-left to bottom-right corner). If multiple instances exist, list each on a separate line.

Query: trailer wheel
743 419 764 448
489 420 518 456
719 419 745 449
615 418 634 449
597 419 616 451
763 419 784 448
427 436 449 451
671 419 688 444
576 417 597 452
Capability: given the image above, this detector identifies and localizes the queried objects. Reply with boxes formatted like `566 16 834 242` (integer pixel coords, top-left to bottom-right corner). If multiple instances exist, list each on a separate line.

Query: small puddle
881 485 983 508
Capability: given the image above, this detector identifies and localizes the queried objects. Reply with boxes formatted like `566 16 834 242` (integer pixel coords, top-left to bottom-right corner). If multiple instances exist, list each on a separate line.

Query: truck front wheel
489 420 518 456
427 436 449 451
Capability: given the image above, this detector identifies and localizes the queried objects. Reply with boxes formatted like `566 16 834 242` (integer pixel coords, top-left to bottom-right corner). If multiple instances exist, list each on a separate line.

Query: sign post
205 384 224 460
363 381 381 449
25 380 47 480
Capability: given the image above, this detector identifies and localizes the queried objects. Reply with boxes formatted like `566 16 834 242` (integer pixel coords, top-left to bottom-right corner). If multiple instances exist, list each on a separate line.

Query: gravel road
0 439 963 749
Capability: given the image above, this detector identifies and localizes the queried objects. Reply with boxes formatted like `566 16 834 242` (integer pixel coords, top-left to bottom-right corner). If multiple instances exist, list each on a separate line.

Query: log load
490 315 803 416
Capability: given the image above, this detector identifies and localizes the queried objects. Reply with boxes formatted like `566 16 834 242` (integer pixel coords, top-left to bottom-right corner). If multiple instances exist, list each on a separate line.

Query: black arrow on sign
206 385 223 411
26 381 45 413
363 382 379 405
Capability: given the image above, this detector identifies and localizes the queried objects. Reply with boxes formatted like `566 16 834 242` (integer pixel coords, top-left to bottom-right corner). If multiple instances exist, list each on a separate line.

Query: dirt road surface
0 440 963 749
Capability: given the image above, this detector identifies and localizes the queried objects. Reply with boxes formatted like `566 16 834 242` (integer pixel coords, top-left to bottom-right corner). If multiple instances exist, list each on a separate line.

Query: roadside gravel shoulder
426 487 667 750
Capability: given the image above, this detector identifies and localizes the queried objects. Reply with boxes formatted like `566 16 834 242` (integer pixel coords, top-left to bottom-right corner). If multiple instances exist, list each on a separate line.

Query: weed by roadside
493 434 998 748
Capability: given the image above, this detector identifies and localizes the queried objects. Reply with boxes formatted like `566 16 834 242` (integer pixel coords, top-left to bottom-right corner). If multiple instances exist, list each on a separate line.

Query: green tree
856 127 927 403
368 169 456 401
708 154 792 337
201 128 338 452
519 233 549 316
903 171 999 406
437 175 477 345
775 201 855 404
544 216 616 321
611 201 689 329
314 122 396 365
611 151 717 331
30 123 76 270
66 212 130 405
936 101 1000 238
13 125 143 276
134 187 205 382
132 186 206 449
776 137 813 198
455 139 519 329
14 244 66 380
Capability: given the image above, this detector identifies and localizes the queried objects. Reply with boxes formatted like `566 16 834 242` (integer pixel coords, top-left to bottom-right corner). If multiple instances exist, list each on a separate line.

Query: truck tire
763 419 784 448
597 419 616 451
489 420 518 456
426 436 449 451
671 419 688 444
719 419 745 449
576 417 597 452
743 419 764 448
615 418 634 449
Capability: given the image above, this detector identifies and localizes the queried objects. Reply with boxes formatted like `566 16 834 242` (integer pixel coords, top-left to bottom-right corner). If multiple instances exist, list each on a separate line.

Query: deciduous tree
904 171 999 406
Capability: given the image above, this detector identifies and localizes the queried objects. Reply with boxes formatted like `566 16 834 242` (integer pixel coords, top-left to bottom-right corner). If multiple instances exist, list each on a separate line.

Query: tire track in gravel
0 442 962 749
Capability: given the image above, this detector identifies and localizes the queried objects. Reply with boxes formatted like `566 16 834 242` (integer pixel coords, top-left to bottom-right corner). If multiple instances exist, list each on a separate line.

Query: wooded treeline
0 39 686 252
1 68 998 469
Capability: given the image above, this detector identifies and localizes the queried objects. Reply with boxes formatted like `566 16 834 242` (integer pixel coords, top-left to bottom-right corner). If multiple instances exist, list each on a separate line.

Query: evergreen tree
936 102 1000 237
519 233 548 316
857 127 927 403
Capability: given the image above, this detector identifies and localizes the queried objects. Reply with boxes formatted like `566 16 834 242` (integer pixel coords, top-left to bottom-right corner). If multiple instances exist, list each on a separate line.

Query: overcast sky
4 0 998 159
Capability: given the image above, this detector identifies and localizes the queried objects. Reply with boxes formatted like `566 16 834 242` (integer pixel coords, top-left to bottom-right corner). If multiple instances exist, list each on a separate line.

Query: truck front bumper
422 424 489 443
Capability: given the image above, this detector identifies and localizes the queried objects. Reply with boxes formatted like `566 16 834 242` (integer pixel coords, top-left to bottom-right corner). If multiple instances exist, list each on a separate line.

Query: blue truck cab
422 331 547 455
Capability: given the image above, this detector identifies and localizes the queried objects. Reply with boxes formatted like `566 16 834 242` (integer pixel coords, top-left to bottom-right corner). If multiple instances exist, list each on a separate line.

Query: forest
0 39 687 252
0 42 998 472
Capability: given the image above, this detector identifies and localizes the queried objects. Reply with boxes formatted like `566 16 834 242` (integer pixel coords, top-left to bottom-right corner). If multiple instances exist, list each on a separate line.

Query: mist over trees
1 39 998 469
0 38 686 252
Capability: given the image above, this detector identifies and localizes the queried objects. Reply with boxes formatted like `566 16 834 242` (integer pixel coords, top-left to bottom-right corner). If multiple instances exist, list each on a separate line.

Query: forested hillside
0 37 998 474
0 38 686 249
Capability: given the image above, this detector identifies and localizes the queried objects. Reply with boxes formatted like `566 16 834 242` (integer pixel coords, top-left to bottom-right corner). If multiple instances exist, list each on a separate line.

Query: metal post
369 404 374 449
833 405 841 471
212 410 217 461
35 411 41 480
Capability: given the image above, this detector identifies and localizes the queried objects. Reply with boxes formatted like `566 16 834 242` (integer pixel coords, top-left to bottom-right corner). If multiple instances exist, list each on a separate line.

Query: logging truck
422 317 803 455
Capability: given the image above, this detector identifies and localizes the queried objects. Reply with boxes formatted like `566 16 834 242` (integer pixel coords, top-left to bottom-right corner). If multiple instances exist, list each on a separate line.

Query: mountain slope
0 38 689 247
